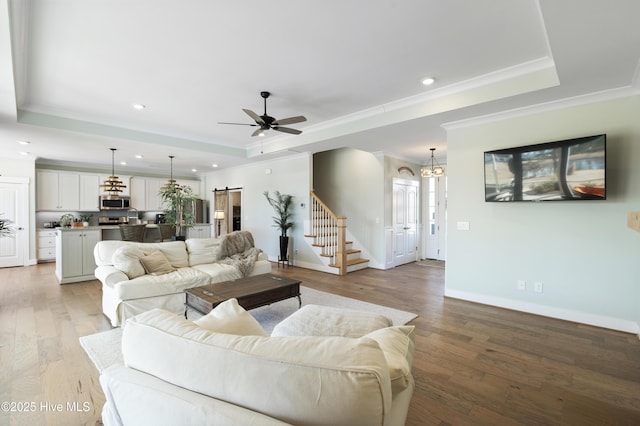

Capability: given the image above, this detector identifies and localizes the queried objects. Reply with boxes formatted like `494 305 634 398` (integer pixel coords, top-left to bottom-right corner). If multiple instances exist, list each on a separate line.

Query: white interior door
0 178 28 268
392 178 419 266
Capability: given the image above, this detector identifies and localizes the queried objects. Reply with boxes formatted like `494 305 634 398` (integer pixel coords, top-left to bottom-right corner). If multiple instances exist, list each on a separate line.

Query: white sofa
99 303 416 426
93 231 271 326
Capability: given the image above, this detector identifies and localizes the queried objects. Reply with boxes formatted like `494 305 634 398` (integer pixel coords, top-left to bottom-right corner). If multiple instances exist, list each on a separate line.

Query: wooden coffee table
184 273 302 317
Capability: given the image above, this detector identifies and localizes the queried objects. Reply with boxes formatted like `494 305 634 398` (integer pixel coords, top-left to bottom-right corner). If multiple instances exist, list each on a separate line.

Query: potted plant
263 191 294 261
159 183 198 240
60 213 75 228
80 214 93 227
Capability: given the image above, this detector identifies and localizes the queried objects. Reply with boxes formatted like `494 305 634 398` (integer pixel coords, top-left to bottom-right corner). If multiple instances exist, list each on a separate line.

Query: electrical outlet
517 280 526 291
534 282 543 293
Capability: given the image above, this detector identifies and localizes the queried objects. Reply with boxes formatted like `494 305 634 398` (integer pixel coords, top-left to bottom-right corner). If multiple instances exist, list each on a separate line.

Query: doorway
0 177 28 268
423 175 447 260
392 178 419 266
213 187 242 238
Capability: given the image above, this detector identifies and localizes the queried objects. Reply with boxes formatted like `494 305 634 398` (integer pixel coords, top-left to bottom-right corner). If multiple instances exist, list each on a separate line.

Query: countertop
53 223 211 231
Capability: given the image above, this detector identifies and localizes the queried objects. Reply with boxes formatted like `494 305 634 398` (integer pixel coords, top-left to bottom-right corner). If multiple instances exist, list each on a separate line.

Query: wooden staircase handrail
309 191 347 275
310 190 338 220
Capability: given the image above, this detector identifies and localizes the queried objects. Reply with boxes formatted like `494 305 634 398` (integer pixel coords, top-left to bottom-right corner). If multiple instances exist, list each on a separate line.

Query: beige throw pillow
112 245 146 279
139 251 176 276
193 298 267 336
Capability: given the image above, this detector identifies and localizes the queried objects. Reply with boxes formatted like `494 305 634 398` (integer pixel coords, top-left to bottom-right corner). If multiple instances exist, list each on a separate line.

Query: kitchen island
54 224 212 284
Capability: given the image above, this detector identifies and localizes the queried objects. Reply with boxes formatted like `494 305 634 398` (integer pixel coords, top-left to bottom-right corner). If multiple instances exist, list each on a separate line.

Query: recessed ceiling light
132 103 146 110
120 161 127 165
19 151 29 155
191 168 197 172
421 77 435 86
17 140 30 145
212 164 218 168
135 154 143 159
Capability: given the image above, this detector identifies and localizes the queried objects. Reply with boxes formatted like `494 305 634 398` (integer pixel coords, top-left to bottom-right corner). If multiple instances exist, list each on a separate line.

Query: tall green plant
159 184 198 236
263 191 294 237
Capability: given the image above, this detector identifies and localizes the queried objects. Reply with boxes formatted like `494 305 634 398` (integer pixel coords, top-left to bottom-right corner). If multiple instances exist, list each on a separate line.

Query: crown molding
442 86 637 131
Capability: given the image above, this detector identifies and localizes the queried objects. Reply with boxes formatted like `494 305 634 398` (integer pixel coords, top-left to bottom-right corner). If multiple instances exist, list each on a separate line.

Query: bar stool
157 223 175 242
119 224 147 242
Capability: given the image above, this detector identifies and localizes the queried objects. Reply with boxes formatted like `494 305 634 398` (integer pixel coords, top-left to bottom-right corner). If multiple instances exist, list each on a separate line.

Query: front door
0 178 28 268
392 178 419 266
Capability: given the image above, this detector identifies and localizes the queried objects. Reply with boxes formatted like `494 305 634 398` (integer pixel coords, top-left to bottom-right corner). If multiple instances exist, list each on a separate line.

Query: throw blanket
218 231 255 259
219 247 262 278
218 231 261 277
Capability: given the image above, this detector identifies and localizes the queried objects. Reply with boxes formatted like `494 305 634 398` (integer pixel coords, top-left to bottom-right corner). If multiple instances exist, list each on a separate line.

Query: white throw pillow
364 326 415 394
193 298 267 337
186 238 221 266
271 304 393 337
112 245 146 279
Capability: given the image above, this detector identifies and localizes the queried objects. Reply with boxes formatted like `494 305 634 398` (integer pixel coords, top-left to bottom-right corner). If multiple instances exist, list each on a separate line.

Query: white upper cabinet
79 174 101 211
129 177 147 210
37 171 80 211
145 178 165 211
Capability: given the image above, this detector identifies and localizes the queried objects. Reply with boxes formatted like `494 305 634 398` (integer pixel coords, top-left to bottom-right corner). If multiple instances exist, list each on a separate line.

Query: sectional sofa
93 231 271 326
99 301 416 425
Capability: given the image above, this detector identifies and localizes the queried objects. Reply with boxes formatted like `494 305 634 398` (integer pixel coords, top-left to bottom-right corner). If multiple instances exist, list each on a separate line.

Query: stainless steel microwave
100 195 130 210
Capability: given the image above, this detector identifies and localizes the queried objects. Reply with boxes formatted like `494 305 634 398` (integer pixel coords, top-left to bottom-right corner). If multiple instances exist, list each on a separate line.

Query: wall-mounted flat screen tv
484 134 606 202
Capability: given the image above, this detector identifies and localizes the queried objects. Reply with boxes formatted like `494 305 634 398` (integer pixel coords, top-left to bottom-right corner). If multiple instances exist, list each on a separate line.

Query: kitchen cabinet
79 174 101 211
186 224 212 239
55 229 101 284
37 229 57 262
37 170 80 211
145 178 165 211
177 179 201 197
129 177 147 210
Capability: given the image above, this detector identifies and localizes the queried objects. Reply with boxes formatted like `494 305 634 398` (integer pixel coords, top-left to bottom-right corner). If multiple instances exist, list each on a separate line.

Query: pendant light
163 155 180 190
100 148 127 196
421 148 445 177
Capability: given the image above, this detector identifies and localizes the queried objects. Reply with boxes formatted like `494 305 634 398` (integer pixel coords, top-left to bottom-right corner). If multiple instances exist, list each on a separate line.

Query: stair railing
309 191 347 275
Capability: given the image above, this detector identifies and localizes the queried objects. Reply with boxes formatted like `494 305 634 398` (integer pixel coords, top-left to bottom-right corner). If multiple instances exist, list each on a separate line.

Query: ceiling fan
218 91 306 137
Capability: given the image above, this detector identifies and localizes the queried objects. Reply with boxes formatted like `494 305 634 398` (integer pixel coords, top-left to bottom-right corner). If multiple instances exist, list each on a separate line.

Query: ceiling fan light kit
219 91 307 136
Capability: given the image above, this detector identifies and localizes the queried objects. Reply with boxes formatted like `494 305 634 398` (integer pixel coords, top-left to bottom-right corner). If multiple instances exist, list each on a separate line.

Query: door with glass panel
424 176 447 260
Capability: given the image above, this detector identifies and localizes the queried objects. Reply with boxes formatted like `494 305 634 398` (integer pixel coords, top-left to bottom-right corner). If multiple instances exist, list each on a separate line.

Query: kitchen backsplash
36 210 163 228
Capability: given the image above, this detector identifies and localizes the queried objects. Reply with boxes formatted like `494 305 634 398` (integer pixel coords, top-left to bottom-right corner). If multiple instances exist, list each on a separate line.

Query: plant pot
172 235 186 241
279 236 289 261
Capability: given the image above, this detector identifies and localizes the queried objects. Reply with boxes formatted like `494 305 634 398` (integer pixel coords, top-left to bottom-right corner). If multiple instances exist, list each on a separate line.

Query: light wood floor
2 262 640 425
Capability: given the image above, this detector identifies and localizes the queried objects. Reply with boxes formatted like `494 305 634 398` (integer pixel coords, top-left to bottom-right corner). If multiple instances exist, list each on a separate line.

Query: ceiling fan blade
243 109 265 125
251 128 266 137
273 115 307 126
218 122 258 126
273 126 302 135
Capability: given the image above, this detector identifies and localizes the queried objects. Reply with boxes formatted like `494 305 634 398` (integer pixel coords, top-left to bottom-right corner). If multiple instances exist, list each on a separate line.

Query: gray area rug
79 285 417 373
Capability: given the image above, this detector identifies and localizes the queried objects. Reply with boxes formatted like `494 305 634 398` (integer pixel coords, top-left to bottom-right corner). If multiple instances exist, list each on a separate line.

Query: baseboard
444 288 639 335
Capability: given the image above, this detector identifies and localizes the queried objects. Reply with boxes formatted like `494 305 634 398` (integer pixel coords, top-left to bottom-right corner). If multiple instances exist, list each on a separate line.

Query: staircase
305 191 369 275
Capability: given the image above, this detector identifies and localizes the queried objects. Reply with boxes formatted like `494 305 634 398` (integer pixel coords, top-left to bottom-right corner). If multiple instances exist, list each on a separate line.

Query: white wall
204 153 315 266
445 95 640 334
0 157 37 263
313 148 386 267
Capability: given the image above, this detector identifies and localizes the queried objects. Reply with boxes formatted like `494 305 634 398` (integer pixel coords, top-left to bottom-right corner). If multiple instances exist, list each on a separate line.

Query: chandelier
100 148 127 195
163 155 180 190
421 148 445 177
